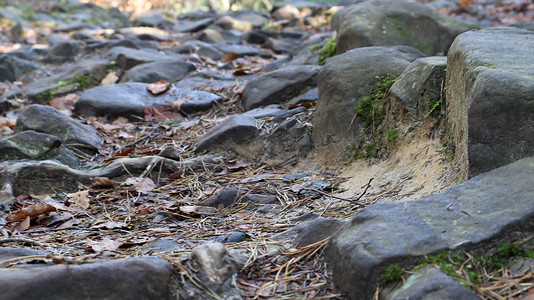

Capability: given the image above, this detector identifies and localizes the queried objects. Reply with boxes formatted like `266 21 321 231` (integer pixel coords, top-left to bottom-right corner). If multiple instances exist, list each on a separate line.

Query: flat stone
242 65 321 110
119 60 196 83
170 40 224 60
14 104 102 153
381 265 478 300
143 239 181 254
326 155 534 299
75 82 222 120
216 44 274 58
105 46 177 70
446 26 534 179
173 18 215 33
0 257 172 299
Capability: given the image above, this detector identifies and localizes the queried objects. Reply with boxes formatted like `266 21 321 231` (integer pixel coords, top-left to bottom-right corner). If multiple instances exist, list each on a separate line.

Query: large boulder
334 0 477 55
326 155 534 299
312 46 424 161
446 27 534 179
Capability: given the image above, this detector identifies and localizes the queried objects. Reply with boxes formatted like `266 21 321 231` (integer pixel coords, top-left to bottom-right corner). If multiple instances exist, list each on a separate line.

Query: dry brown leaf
0 116 16 129
146 80 171 95
86 238 122 253
123 177 156 193
15 216 31 232
91 177 114 189
49 93 79 111
41 196 69 211
101 71 119 85
67 190 90 209
6 203 56 222
144 105 183 121
221 51 237 62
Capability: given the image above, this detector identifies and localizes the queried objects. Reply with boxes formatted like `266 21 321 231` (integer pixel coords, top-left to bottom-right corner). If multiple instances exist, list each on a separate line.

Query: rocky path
1 0 534 299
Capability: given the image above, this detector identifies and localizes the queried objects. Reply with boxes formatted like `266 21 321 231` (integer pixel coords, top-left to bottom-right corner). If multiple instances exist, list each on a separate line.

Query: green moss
386 129 399 142
310 44 321 52
318 36 337 66
36 90 53 102
380 264 404 284
36 75 98 103
426 98 442 118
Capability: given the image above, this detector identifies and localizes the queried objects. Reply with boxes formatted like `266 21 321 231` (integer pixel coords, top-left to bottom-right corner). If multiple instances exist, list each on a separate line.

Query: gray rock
75 83 222 120
170 40 224 60
0 257 172 300
47 40 82 57
202 187 243 208
381 265 478 300
197 27 241 44
213 15 253 32
312 46 424 160
0 155 224 196
0 54 40 82
264 37 302 54
326 155 534 299
272 4 301 20
105 46 177 70
119 60 196 83
196 115 260 153
190 242 240 294
242 105 286 119
242 65 321 110
173 18 215 33
215 232 248 243
0 130 61 161
446 27 534 179
216 44 273 58
132 10 176 29
117 27 170 41
276 217 345 247
15 104 102 153
228 10 269 28
334 0 478 55
25 57 110 102
389 56 447 120
143 239 181 254
0 247 49 262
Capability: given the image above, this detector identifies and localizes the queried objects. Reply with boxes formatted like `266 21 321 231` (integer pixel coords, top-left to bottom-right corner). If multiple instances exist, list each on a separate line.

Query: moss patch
349 74 399 159
318 36 337 66
380 264 404 285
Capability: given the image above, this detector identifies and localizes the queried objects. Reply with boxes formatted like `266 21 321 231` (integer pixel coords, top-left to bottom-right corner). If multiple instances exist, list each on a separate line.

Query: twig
298 189 366 207
0 237 43 246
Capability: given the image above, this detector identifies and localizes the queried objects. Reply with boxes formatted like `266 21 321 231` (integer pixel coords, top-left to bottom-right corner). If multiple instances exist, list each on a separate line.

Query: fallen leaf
171 95 191 112
14 216 31 232
169 171 182 180
136 207 154 215
288 101 316 109
6 203 56 222
221 51 237 62
86 238 122 253
67 190 90 209
0 116 15 129
49 93 79 111
144 105 183 122
91 177 114 189
104 147 135 162
101 71 119 85
123 177 156 193
146 80 171 95
41 196 69 210
233 68 250 76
